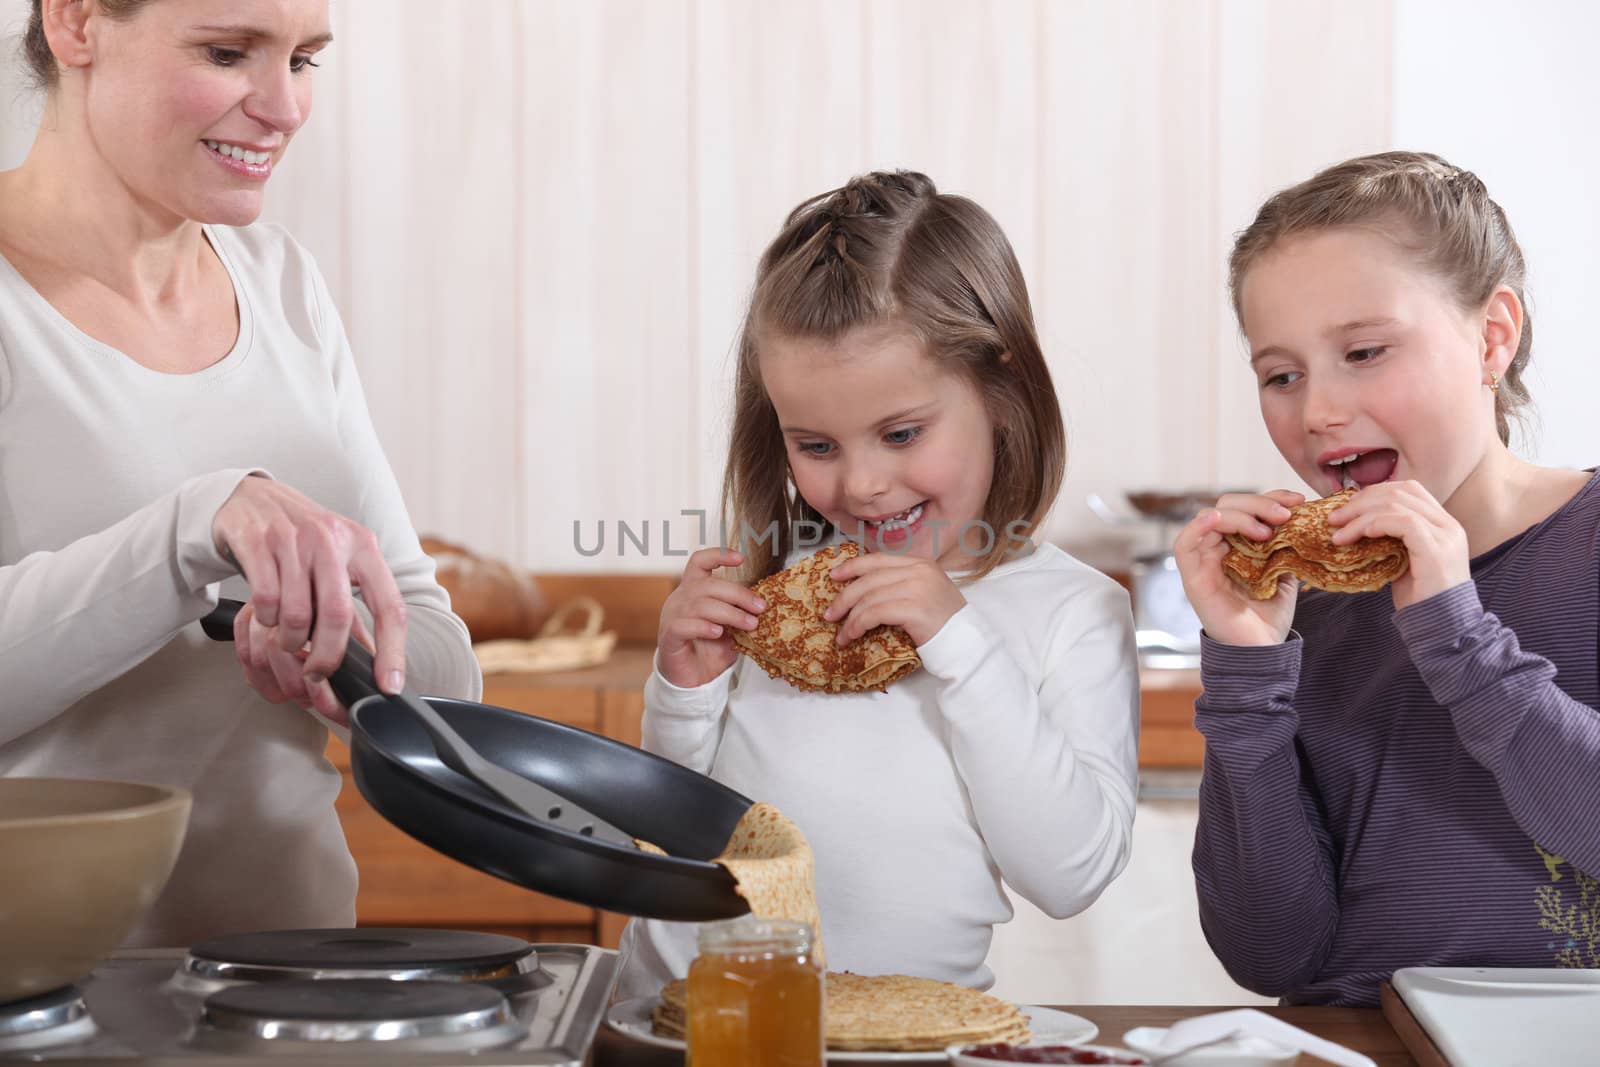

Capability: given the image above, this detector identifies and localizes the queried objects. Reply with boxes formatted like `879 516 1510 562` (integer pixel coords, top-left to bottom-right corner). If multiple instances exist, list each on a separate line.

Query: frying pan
200 599 752 921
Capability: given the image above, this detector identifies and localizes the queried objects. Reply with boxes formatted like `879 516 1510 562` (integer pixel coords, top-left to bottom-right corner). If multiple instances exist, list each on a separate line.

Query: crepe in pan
732 542 921 693
1222 488 1409 599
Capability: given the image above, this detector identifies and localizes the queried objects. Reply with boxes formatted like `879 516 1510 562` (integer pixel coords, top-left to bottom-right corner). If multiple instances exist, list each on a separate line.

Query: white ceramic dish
1123 1026 1298 1066
1391 966 1600 1067
606 998 1097 1064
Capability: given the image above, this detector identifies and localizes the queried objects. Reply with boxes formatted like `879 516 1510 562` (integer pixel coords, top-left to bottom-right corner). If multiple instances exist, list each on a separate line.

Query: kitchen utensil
1088 490 1228 668
1126 1007 1375 1067
199 599 753 920
199 599 630 847
0 778 190 1002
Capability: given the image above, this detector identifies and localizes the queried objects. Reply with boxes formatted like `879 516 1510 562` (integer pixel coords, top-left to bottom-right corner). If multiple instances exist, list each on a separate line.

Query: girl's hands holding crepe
1175 489 1304 647
657 547 767 688
824 551 966 647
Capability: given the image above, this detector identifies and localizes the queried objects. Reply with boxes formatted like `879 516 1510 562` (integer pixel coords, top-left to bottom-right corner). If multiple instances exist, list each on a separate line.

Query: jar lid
696 915 814 954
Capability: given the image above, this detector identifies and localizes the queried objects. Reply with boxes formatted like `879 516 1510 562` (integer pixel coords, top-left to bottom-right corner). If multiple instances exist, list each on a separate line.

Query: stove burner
183 927 535 983
0 985 96 1051
201 979 519 1044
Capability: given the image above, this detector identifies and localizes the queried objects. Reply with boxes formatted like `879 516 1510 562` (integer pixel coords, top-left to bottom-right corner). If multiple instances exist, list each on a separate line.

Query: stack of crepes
732 541 921 693
652 971 1030 1052
1221 488 1409 599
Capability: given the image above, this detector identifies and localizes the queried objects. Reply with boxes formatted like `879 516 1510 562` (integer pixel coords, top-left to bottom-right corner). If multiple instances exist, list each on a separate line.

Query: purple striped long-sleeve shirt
1192 470 1600 1007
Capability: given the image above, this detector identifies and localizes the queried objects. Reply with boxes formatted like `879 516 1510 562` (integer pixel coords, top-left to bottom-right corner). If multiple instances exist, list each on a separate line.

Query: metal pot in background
1088 490 1240 670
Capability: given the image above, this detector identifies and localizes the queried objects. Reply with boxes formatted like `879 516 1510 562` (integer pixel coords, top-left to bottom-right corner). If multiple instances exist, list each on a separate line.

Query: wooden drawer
1137 668 1204 768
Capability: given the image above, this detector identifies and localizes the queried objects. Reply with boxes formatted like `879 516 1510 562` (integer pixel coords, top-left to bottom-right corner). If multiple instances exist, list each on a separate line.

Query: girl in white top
0 0 478 945
619 171 1140 998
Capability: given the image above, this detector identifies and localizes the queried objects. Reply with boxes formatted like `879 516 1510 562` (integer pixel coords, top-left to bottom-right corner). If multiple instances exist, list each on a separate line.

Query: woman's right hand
212 474 409 699
656 547 765 689
1173 490 1304 647
229 599 376 726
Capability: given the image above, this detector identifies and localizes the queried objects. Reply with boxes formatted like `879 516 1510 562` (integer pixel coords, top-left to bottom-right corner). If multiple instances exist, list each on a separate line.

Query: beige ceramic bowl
0 778 191 1003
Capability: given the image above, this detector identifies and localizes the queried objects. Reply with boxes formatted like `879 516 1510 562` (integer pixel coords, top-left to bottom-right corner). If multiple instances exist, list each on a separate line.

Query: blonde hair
724 170 1065 580
1229 150 1532 445
23 0 155 88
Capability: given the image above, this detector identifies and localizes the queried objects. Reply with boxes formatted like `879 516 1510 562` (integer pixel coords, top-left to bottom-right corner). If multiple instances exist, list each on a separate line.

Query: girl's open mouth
1323 449 1398 492
863 502 926 546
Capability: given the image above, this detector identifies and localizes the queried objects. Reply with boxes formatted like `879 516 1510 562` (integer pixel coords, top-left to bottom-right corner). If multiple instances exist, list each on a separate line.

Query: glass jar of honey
686 916 824 1067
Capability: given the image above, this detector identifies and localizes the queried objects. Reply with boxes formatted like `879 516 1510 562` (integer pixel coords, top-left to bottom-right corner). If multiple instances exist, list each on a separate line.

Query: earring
1488 370 1501 393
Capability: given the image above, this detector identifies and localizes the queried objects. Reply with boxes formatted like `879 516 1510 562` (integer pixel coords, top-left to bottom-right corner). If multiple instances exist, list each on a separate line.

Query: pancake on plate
652 971 1031 1051
1222 488 1409 599
732 541 921 693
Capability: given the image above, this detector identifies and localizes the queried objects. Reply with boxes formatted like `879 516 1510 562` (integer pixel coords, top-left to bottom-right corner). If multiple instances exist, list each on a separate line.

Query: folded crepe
715 802 825 966
732 542 921 693
1222 488 1409 599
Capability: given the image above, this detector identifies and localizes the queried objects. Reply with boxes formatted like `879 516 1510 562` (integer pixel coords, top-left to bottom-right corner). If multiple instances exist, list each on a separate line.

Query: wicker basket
472 597 618 675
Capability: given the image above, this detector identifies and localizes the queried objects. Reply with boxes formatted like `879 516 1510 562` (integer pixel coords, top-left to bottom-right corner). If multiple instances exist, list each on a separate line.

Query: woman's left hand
823 551 967 647
1327 480 1471 610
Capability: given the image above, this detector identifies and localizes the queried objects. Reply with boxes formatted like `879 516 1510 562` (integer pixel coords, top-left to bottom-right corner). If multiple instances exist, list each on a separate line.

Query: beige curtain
0 0 1392 572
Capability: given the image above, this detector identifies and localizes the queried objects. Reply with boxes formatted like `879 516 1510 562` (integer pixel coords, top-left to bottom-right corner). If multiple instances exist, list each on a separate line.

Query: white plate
605 997 1097 1063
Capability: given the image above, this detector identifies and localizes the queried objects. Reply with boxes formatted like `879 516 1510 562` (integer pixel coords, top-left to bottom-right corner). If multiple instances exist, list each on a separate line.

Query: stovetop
0 931 618 1066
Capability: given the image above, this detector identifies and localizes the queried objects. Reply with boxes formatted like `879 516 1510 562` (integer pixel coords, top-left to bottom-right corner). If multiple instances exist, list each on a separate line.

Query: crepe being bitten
651 971 1031 1051
732 541 921 693
1222 488 1409 600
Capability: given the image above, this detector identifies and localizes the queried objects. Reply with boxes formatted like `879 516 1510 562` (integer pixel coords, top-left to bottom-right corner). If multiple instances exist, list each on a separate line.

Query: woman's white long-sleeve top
0 223 480 946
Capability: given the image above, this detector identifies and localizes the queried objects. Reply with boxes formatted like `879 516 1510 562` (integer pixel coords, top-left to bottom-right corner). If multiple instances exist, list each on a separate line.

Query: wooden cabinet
328 645 656 948
1137 668 1204 768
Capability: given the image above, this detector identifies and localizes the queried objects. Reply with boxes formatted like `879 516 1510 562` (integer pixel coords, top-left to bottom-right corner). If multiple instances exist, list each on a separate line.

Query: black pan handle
199 598 242 641
201 599 635 847
200 597 381 709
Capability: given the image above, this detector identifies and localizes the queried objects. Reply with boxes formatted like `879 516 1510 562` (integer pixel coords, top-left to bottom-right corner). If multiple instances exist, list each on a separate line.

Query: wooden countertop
483 648 1206 769
589 1003 1416 1065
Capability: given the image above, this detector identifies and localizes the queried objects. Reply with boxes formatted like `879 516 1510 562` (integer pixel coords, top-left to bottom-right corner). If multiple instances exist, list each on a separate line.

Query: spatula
200 598 636 849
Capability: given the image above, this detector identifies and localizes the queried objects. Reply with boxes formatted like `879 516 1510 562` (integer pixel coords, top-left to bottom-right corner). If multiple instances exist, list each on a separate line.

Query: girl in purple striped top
1172 151 1600 1007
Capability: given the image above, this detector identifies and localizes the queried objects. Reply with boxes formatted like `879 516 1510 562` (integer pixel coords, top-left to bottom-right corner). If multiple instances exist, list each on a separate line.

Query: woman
0 0 480 945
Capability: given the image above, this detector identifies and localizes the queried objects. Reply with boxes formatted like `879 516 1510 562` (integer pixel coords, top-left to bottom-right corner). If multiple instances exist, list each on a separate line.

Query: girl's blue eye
796 442 833 457
884 426 922 445
1348 346 1386 363
1262 370 1301 389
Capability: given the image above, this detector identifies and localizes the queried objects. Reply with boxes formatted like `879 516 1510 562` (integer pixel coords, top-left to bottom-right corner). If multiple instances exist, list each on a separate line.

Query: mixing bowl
0 777 191 1003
